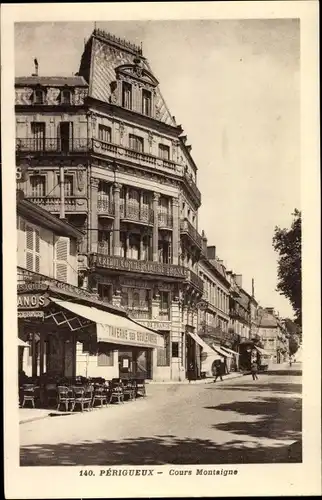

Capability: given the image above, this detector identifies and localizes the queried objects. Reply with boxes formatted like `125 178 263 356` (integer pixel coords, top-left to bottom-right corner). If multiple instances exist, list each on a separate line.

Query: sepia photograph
2 2 320 498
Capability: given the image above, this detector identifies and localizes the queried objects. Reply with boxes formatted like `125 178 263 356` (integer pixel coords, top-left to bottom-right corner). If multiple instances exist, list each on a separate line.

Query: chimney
234 274 243 288
201 230 208 255
32 58 39 77
207 246 216 260
252 278 255 297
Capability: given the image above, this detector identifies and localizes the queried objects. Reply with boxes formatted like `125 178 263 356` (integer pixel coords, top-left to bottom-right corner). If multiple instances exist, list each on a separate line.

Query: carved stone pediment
115 64 159 87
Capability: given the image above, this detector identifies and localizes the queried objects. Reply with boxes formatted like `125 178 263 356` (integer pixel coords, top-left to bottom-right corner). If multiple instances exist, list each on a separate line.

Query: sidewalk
147 371 246 385
19 408 73 424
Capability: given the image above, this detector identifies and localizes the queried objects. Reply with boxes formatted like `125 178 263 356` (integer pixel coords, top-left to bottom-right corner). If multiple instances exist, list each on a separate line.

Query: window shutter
54 236 69 282
26 252 34 271
26 225 34 251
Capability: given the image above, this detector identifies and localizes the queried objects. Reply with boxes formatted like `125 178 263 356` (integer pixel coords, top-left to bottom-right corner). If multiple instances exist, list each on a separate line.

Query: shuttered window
157 332 170 366
97 344 114 366
98 125 112 143
30 175 46 197
25 224 40 272
54 237 69 282
158 144 170 160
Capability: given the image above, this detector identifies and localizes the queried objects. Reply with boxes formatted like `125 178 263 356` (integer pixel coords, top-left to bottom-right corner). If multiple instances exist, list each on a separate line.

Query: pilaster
152 192 160 262
172 197 179 265
90 177 99 253
113 183 121 256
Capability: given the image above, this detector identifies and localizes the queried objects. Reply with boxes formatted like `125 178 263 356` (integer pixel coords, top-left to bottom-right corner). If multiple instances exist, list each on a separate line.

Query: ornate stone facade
15 28 205 381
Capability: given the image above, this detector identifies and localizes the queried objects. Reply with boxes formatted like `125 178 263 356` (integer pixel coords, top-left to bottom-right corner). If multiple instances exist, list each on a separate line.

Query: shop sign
98 324 162 348
17 293 49 309
18 310 44 318
136 320 170 331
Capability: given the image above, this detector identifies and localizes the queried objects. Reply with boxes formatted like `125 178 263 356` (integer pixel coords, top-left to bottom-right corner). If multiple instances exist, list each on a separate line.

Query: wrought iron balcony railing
97 195 114 216
158 212 173 229
89 253 188 280
16 138 91 154
187 269 204 292
25 196 87 212
183 172 201 205
180 218 203 250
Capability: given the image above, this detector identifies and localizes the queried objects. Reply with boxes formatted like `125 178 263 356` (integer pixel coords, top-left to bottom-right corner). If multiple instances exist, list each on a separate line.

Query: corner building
15 29 204 382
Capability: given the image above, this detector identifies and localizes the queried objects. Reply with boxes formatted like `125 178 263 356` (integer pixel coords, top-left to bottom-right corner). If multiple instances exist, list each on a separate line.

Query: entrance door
136 350 152 380
186 332 197 380
118 350 133 380
59 122 73 153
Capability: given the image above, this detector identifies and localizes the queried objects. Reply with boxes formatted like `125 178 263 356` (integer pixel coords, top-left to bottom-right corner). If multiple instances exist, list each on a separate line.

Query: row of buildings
16 28 290 382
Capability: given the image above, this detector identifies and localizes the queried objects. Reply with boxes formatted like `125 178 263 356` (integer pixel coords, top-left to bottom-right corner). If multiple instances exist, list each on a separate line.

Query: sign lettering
17 294 48 309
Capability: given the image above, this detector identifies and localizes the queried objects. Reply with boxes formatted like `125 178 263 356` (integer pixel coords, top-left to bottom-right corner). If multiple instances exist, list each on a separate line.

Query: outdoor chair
21 384 37 408
134 379 146 397
71 386 92 412
45 383 58 407
57 385 74 412
122 380 135 401
109 380 124 404
92 385 108 408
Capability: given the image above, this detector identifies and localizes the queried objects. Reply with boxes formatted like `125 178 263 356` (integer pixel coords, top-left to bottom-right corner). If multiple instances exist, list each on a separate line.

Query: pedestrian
214 361 223 382
289 357 292 367
250 360 258 380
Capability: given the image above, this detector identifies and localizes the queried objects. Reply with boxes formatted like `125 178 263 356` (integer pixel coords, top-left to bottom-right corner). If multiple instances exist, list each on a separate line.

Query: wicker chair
21 384 37 408
71 386 92 412
109 379 124 404
92 385 108 408
57 386 74 412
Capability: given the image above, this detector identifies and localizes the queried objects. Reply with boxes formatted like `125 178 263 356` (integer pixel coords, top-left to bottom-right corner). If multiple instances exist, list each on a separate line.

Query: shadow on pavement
207 382 302 394
205 395 302 441
20 434 302 466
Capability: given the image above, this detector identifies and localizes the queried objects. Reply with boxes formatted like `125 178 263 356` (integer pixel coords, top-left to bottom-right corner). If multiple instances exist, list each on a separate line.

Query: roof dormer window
61 89 71 105
33 89 44 105
122 82 132 110
142 89 152 117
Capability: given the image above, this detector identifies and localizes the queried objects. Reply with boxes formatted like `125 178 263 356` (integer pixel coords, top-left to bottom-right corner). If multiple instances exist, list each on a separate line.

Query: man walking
251 360 258 380
214 360 223 382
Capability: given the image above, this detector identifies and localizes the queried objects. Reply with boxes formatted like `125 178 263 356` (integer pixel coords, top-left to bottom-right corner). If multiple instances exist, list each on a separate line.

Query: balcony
187 269 204 293
16 138 91 155
92 139 184 177
89 253 188 280
183 172 201 206
97 195 114 216
120 204 154 225
127 308 152 320
25 196 88 212
158 212 173 229
180 218 203 250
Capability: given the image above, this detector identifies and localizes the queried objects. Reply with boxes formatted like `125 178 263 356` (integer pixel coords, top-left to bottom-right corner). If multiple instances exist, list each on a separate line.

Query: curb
147 372 246 385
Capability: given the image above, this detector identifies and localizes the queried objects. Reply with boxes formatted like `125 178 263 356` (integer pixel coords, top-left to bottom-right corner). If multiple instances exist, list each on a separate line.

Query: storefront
17 279 164 383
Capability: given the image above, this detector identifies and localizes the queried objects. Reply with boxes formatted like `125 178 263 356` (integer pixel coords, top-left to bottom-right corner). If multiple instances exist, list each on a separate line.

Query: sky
15 20 300 318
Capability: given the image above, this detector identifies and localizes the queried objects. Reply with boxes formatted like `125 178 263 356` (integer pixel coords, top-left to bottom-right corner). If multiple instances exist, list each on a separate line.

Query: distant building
257 307 289 363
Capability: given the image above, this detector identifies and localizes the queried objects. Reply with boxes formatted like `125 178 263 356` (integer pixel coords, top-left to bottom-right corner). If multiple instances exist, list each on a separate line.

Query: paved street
20 365 302 466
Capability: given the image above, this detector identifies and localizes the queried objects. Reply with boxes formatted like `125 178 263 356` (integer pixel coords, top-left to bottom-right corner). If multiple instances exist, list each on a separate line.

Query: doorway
59 122 73 152
118 348 152 380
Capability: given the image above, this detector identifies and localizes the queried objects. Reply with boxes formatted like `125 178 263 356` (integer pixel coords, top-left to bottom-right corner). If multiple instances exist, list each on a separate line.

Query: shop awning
188 332 222 359
50 298 165 349
220 346 239 357
255 346 272 356
18 338 30 348
212 344 233 358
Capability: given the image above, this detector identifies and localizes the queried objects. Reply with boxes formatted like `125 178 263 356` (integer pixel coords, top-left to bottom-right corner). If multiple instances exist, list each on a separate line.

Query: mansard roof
15 76 88 87
78 29 176 127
